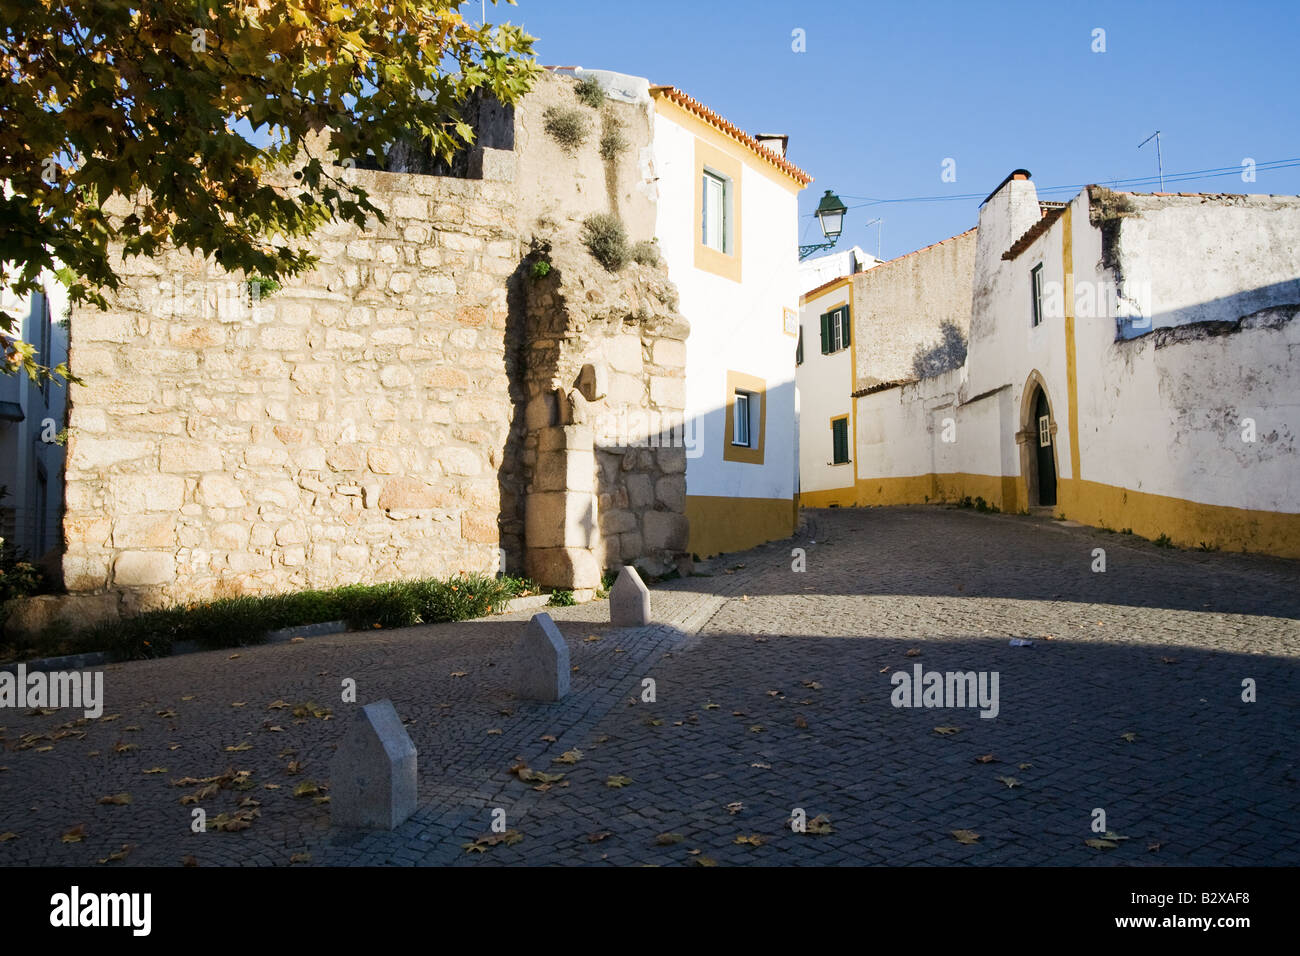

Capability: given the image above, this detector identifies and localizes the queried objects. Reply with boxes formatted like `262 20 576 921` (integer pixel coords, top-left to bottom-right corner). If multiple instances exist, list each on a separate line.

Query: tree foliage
0 0 540 379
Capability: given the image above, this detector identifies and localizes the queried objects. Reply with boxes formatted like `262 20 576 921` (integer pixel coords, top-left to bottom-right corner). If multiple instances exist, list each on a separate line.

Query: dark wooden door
1034 389 1056 507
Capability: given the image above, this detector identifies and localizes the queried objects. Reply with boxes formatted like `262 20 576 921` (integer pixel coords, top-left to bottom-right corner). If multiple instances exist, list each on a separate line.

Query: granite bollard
330 699 418 830
515 612 570 701
610 565 651 626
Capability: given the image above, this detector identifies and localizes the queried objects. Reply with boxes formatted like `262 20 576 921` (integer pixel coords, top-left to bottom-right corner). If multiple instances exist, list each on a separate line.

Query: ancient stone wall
44 70 688 624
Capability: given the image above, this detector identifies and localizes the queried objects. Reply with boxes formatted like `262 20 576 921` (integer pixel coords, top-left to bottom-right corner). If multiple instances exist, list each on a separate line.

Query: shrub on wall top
581 213 629 271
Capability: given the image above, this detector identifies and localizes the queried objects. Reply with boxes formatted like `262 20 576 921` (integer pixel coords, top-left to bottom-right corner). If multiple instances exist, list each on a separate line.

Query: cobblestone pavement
2 506 1297 867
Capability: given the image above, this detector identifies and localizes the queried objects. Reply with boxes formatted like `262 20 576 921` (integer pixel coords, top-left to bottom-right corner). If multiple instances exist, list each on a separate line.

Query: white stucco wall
652 107 801 504
797 280 854 494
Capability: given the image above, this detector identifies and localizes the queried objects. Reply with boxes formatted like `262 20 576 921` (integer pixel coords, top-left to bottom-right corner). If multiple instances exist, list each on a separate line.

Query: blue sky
504 0 1300 260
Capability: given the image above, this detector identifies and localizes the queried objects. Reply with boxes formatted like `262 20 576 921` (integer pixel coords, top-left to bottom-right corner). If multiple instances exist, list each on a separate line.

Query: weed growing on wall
581 213 629 271
574 75 605 108
544 105 590 151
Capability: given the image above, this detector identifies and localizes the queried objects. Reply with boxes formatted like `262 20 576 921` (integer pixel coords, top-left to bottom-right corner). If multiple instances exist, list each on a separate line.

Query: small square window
733 391 752 446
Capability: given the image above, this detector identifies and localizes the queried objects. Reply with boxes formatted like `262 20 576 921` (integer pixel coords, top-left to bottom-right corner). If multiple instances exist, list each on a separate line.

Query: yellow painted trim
799 487 858 509
656 96 808 193
799 276 851 306
827 470 1300 559
723 370 766 464
1061 205 1081 481
686 494 797 556
694 139 743 283
848 280 858 487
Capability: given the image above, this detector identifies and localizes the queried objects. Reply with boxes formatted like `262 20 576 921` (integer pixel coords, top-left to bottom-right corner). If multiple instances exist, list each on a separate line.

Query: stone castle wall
46 70 689 624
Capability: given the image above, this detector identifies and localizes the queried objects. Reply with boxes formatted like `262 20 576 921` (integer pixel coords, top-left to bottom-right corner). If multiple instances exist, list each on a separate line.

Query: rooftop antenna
1138 130 1164 192
862 217 883 261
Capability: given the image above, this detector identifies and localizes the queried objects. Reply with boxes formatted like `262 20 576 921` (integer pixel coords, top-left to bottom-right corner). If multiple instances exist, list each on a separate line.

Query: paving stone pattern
1 507 1296 866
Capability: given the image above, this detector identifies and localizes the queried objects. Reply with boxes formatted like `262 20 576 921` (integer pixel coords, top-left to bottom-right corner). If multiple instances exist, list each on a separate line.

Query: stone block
643 511 689 551
111 514 177 549
525 547 601 590
113 551 177 587
329 699 418 830
534 449 595 493
625 474 654 509
525 492 598 550
655 475 687 511
197 475 246 508
537 425 594 453
514 613 570 702
650 375 685 410
610 565 651 627
160 439 222 473
469 146 516 182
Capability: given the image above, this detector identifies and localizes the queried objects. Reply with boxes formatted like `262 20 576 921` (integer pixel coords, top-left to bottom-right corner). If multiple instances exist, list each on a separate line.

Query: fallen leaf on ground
293 780 321 798
584 634 601 643
751 762 771 769
655 833 684 845
725 801 744 814
905 649 921 658
806 814 834 835
605 775 633 788
181 855 198 866
267 700 289 711
1120 732 1138 742
462 830 523 852
1018 762 1033 770
0 832 17 842
98 844 133 864
61 824 87 843
995 776 1022 789
933 726 960 736
224 742 252 752
951 829 980 845
553 749 583 765
290 852 311 863
1085 838 1119 850
450 671 467 678
734 834 765 846
692 856 717 867
539 734 557 743
975 754 997 763
97 793 132 806
485 729 502 735
585 831 611 843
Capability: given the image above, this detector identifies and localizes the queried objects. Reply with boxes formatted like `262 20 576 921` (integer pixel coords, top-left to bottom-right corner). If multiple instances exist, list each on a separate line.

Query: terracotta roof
852 379 917 398
649 85 813 186
1003 206 1066 261
800 274 852 303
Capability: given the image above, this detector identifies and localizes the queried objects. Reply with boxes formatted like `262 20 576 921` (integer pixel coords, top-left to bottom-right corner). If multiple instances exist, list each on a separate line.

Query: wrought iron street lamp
799 189 848 260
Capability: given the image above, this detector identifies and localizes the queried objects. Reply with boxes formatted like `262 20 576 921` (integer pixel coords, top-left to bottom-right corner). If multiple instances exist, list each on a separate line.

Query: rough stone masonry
35 71 690 631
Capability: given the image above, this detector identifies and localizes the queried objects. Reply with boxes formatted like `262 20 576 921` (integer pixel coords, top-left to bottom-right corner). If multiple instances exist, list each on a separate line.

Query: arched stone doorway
1016 371 1059 510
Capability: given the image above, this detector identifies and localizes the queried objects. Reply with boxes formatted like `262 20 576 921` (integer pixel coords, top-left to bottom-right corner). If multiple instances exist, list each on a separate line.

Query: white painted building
849 170 1300 557
647 85 811 556
0 273 70 563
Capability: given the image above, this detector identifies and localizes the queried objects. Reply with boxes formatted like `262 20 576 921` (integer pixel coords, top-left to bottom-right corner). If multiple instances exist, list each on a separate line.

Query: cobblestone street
2 506 1297 867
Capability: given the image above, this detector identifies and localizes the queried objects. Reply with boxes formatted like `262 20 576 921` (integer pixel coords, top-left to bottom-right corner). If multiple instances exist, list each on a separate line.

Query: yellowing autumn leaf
224 741 253 752
98 844 133 864
725 801 744 814
61 824 87 843
605 775 633 788
553 749 583 765
807 814 834 835
734 834 765 846
655 833 684 845
1120 732 1138 742
0 832 18 842
97 793 132 806
290 852 311 864
142 767 168 775
1085 838 1119 850
294 780 321 798
951 829 981 845
975 754 997 763
933 726 960 736
995 776 1022 789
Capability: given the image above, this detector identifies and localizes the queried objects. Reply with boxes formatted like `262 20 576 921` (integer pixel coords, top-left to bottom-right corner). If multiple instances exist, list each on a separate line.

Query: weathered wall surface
63 168 519 612
842 179 1300 557
49 70 686 620
852 229 976 389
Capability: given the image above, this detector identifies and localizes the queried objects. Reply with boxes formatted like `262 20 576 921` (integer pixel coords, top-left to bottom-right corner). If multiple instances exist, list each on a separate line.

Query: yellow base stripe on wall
813 472 1300 558
685 494 798 557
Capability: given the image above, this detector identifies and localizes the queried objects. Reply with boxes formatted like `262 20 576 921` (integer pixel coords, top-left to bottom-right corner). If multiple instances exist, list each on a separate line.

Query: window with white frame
701 169 731 253
819 305 851 354
732 390 753 446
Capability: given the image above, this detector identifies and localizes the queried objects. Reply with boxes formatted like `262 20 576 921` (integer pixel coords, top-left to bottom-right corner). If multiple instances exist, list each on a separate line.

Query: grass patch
547 589 576 607
1 573 537 664
574 75 605 108
599 109 628 161
629 239 660 266
1153 533 1174 549
581 212 629 271
543 105 590 152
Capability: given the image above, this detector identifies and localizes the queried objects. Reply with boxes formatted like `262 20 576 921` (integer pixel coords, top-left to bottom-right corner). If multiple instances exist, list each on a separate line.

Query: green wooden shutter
820 312 830 353
832 418 848 464
839 306 851 347
796 327 803 365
